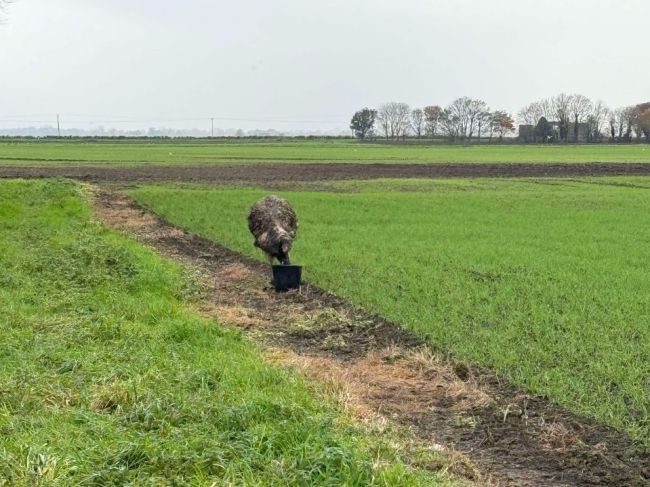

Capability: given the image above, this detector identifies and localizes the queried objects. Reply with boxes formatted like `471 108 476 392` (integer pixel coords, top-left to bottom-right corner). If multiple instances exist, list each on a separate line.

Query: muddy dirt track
5 162 650 182
95 190 650 487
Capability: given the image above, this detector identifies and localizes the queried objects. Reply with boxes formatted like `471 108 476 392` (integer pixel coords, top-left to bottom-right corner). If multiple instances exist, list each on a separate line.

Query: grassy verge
131 178 650 447
1 140 650 165
0 179 454 486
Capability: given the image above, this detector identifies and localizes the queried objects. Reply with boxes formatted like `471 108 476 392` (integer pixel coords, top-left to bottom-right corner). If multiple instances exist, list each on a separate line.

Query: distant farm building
519 121 590 143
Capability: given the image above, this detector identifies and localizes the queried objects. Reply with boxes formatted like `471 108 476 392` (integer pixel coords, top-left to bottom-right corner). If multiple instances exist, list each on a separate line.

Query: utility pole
211 117 214 138
56 114 61 137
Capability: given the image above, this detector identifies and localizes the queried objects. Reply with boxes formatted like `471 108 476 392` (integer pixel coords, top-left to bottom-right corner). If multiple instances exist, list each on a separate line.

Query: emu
247 195 298 265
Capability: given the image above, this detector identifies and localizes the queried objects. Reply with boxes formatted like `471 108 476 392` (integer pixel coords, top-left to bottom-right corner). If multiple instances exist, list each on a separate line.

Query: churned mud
94 190 650 487
5 161 650 184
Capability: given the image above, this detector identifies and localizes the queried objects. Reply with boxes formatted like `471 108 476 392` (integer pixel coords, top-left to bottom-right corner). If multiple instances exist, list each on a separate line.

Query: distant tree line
350 99 514 142
518 94 650 143
352 95 650 143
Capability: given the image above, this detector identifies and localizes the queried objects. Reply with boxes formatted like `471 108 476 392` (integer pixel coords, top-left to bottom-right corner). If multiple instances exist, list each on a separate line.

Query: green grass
131 178 650 447
0 179 454 486
1 140 650 165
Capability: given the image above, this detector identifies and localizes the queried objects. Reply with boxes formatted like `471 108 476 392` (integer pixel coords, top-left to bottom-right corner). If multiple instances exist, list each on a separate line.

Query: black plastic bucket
272 264 302 292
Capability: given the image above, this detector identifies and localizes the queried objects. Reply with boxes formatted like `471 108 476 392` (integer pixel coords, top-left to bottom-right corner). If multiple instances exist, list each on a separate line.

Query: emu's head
258 225 293 265
274 236 293 265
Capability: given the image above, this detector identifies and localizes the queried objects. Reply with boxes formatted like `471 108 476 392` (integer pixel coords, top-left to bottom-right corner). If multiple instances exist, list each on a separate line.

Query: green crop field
1 139 649 165
132 177 650 446
0 179 454 486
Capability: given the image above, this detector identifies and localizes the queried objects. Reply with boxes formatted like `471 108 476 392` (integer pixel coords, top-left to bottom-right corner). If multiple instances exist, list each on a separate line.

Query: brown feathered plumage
248 195 298 265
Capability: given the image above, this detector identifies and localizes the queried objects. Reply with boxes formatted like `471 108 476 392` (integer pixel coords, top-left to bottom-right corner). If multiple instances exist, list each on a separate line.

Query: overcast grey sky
1 0 648 132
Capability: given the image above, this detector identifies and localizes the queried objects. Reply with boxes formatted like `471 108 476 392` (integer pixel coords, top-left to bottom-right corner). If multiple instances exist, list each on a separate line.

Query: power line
0 114 348 125
62 113 347 122
0 119 56 123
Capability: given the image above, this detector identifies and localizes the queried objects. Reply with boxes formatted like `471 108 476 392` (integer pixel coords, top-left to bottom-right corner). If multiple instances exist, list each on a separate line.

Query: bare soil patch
6 162 650 184
94 189 650 487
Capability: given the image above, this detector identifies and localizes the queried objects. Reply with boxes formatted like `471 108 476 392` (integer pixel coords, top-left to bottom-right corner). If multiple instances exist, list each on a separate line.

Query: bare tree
476 110 493 142
606 109 615 141
376 102 411 140
440 111 457 141
622 106 638 141
539 98 554 120
616 104 650 141
517 99 553 127
586 100 608 142
489 111 515 141
639 107 650 142
569 94 592 142
609 108 624 141
439 97 489 141
632 103 650 141
517 103 538 126
551 93 573 142
423 105 443 137
442 97 470 141
488 112 500 141
410 108 425 138
467 99 488 140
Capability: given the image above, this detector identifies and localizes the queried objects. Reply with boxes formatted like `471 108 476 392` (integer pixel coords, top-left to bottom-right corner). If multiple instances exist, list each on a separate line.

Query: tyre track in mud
94 189 650 487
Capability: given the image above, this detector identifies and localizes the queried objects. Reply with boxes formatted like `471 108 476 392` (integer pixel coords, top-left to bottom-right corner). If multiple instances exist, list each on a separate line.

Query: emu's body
248 195 298 265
